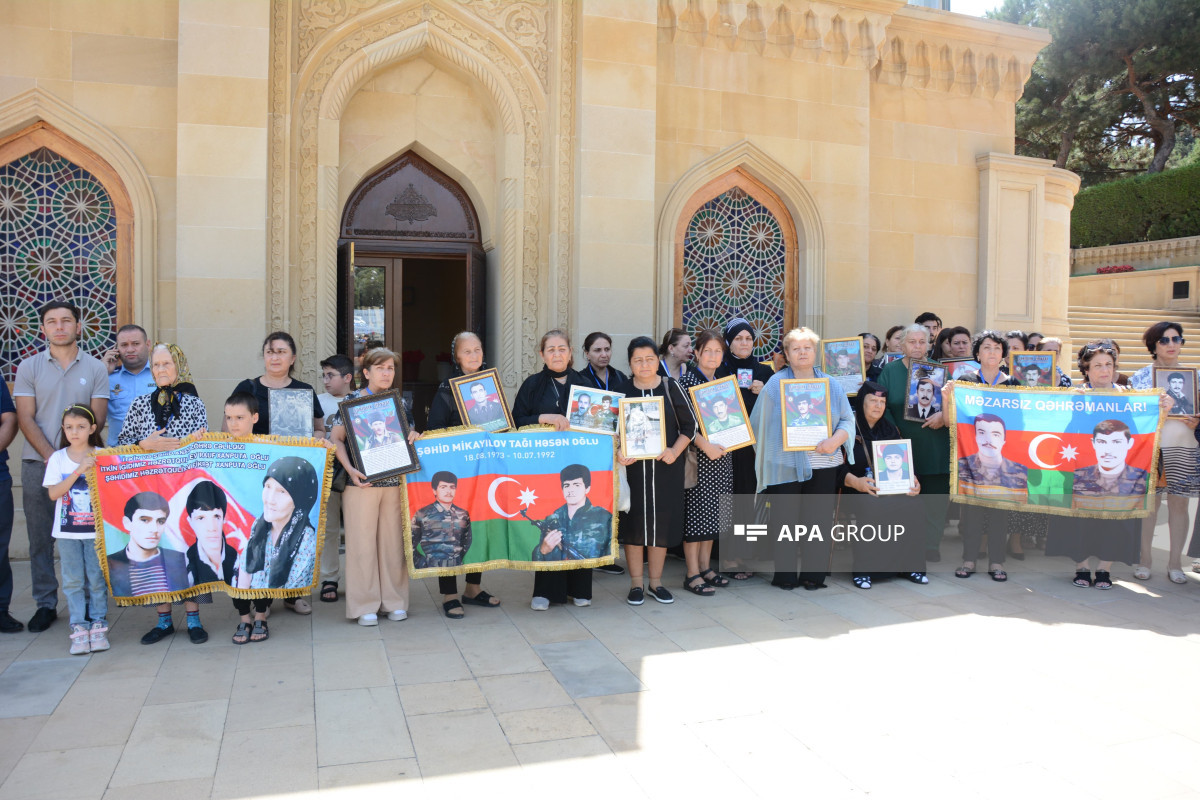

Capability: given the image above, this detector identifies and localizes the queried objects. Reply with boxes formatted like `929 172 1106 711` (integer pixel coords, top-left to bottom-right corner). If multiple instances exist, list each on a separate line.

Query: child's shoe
69 623 91 655
89 621 110 652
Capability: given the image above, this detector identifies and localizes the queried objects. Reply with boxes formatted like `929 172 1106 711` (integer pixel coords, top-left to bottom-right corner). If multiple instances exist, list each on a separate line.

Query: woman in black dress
426 331 501 618
512 330 593 609
617 337 697 605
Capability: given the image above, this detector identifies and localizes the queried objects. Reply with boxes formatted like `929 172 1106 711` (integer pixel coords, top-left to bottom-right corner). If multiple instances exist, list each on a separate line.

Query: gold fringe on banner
90 433 336 606
402 425 620 577
947 385 1165 520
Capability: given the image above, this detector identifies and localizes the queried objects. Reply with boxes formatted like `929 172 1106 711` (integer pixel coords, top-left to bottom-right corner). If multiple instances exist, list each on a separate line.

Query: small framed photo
688 375 755 452
449 368 513 433
872 439 915 495
566 384 624 436
880 352 905 366
943 357 981 381
342 390 420 482
903 360 947 423
780 378 832 452
269 388 314 438
1154 367 1197 417
1009 351 1055 388
618 396 666 460
821 337 866 396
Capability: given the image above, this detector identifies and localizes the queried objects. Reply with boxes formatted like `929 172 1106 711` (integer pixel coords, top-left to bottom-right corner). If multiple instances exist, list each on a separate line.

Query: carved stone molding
552 0 575 330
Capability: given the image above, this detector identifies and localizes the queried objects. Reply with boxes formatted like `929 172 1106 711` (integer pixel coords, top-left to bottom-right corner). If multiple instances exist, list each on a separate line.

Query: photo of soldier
1072 419 1149 511
1158 370 1196 416
530 464 612 562
411 471 472 569
957 413 1028 500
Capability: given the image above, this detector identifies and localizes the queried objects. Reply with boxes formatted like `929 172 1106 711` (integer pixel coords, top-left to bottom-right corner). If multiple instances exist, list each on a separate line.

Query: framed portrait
1009 351 1056 388
821 336 866 396
566 384 624 436
687 375 755 452
780 378 832 452
903 360 947 423
880 353 905 366
872 439 916 496
269 388 314 438
448 368 513 433
618 396 666 460
1154 367 1198 417
943 357 982 381
341 390 420 482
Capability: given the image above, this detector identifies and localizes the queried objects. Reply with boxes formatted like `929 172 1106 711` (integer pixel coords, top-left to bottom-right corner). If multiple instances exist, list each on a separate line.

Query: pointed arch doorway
338 151 486 427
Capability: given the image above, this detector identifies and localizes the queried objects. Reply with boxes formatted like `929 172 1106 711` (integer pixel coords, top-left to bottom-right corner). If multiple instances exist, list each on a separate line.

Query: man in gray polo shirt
13 300 109 633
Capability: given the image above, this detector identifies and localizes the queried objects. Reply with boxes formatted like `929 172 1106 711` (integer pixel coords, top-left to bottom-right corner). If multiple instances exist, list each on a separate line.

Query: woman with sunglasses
1130 322 1198 584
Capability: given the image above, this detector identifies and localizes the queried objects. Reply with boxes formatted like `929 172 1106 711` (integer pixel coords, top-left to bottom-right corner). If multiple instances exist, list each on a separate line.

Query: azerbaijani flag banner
91 435 334 606
949 385 1164 519
403 427 618 577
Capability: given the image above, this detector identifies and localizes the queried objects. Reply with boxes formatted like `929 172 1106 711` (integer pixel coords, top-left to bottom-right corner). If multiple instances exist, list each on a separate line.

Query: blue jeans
21 460 58 610
57 538 107 627
0 479 12 613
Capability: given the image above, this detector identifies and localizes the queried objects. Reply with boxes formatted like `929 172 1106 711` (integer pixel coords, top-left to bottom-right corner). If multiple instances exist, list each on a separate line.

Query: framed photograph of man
618 396 666 460
821 337 866 396
1009 351 1056 388
872 439 916 495
342 390 420 482
687 375 755 452
566 384 624 435
269 388 314 438
903 360 947 423
449 368 513 433
1154 367 1198 417
943 357 982 381
780 378 832 452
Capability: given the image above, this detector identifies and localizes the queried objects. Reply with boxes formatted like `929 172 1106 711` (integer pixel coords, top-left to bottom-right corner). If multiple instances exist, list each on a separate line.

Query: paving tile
318 757 421 790
0 658 87 718
496 705 596 745
0 717 47 786
27 676 150 752
0 744 122 800
143 646 238 705
385 649 473 686
533 640 644 699
313 639 393 690
315 686 413 766
225 657 314 732
511 733 614 765
108 700 226 787
476 671 572 713
101 778 213 800
406 708 516 778
398 680 486 716
211 724 317 799
450 625 545 677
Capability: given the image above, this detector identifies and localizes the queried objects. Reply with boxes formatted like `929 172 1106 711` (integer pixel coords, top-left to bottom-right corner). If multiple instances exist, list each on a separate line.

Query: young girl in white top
43 405 109 654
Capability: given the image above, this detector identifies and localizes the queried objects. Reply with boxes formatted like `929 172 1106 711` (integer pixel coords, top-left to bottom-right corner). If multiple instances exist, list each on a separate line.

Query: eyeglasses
1159 335 1184 345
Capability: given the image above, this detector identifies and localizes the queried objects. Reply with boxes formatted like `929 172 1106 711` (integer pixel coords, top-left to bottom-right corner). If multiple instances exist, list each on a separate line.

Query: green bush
1071 162 1200 248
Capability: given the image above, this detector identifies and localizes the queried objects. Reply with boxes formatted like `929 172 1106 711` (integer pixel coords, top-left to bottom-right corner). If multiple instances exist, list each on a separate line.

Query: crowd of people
0 301 1194 656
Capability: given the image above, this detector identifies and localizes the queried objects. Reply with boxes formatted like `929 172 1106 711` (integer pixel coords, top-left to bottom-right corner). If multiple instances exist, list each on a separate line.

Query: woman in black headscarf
838 381 928 588
512 329 593 609
236 456 320 592
722 318 774 580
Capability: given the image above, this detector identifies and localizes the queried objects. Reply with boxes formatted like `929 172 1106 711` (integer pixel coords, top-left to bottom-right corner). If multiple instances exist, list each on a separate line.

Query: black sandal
461 591 500 608
683 575 716 596
1094 570 1113 590
232 622 251 645
989 569 1008 582
1072 570 1093 588
443 599 465 619
250 619 269 642
319 581 338 602
700 569 730 587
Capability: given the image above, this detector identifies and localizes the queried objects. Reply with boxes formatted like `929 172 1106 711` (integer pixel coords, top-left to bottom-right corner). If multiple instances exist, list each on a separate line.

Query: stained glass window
681 186 785 358
0 147 117 381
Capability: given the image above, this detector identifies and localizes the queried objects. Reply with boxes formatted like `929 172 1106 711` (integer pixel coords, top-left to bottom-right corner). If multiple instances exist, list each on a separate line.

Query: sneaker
648 585 674 604
89 622 110 652
285 597 313 615
69 623 90 655
0 611 23 633
626 587 645 606
530 597 550 611
386 609 408 621
358 613 378 626
28 607 57 633
141 623 175 645
572 597 591 607
595 563 625 575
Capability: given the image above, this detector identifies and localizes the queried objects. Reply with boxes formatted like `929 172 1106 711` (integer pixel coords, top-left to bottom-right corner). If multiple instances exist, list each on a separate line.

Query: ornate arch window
0 122 131 381
676 168 798 358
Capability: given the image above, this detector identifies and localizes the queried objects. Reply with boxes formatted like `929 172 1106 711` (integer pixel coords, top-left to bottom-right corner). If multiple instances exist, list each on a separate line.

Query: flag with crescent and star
949 384 1164 518
403 428 618 576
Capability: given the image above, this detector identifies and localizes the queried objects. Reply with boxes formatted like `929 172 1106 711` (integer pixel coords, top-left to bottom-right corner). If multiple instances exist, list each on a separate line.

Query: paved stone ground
3 516 1200 799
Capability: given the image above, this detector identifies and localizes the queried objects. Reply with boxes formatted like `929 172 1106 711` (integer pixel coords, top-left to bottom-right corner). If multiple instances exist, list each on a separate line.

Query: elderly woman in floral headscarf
117 343 212 646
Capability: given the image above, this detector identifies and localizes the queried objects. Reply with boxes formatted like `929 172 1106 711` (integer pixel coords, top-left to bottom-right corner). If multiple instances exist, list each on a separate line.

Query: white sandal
1133 564 1151 581
1169 569 1188 585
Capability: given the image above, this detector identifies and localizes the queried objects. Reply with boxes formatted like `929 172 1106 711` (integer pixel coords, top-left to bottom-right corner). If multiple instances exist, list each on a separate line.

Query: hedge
1071 161 1200 249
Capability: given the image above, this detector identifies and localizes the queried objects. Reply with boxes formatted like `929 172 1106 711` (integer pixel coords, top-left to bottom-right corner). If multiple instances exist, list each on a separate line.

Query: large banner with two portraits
948 384 1164 518
403 428 618 576
92 436 334 605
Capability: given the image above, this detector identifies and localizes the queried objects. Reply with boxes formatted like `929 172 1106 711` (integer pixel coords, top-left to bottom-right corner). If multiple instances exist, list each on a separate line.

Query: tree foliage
992 0 1200 184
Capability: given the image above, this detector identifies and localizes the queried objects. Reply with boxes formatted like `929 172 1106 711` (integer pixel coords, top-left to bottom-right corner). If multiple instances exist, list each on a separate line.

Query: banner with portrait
948 385 1164 519
91 436 334 605
403 427 618 577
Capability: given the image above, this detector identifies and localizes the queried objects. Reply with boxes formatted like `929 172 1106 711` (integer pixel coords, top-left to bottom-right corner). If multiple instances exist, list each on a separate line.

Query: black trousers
765 467 838 586
438 572 482 594
232 598 273 615
960 505 1009 565
532 568 592 603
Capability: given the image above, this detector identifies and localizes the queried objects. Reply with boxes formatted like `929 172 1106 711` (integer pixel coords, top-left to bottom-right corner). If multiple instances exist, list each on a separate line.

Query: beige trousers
342 484 409 619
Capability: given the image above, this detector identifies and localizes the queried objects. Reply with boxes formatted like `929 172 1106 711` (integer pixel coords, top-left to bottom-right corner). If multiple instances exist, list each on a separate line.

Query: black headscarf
722 317 774 411
854 380 900 452
243 456 319 587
